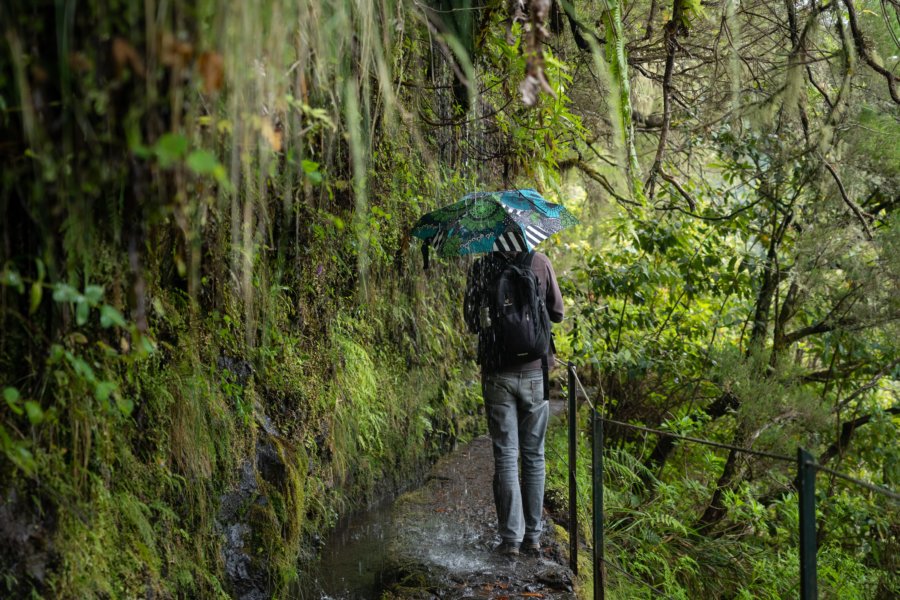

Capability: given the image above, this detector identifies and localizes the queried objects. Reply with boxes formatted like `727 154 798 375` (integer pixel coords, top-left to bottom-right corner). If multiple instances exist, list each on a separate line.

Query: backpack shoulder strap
517 250 536 269
492 252 513 270
522 251 550 399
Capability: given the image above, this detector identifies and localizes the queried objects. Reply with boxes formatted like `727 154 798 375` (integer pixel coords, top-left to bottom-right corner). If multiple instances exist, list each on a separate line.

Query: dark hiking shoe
522 542 541 556
495 541 520 556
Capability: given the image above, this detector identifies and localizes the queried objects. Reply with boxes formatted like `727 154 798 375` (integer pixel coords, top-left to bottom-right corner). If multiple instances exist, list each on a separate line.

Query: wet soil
381 398 575 599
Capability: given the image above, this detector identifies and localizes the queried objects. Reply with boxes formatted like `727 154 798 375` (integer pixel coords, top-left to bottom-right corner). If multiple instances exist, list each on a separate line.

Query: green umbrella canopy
411 189 579 259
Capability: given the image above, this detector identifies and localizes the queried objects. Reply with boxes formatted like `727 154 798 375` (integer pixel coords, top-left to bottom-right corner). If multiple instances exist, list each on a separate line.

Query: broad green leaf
3 387 22 414
29 282 42 315
67 354 96 383
1 269 24 293
302 159 323 184
186 149 219 175
131 143 152 159
24 401 44 425
213 164 230 188
115 395 135 417
84 284 104 304
52 283 79 303
2 433 36 474
75 298 90 326
138 335 157 355
100 305 127 328
95 381 116 403
48 344 64 363
155 133 188 167
14 446 35 471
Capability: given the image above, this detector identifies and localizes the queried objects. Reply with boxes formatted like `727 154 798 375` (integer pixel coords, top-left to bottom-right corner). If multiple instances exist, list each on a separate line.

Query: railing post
567 362 578 574
592 405 605 600
798 447 818 600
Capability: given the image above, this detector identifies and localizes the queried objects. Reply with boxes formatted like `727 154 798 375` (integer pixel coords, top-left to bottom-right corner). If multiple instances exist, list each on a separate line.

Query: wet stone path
380 398 576 599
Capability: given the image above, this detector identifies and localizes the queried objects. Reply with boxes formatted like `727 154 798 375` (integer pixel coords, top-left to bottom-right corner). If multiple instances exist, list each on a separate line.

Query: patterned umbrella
411 189 578 263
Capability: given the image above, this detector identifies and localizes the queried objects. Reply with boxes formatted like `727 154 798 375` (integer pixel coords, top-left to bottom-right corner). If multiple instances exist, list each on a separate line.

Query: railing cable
806 461 900 503
561 362 898 499
556 359 794 463
599 416 795 463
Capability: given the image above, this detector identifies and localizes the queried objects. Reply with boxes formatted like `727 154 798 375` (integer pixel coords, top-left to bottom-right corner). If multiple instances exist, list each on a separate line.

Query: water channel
300 497 396 599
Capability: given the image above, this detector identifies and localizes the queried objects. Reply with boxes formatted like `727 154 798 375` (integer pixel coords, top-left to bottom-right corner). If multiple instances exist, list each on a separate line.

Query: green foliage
547 122 899 596
2 0 898 598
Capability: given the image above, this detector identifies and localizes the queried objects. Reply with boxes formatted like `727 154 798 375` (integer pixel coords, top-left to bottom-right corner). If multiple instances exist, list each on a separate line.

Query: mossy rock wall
0 213 486 598
1 223 485 598
0 2 488 597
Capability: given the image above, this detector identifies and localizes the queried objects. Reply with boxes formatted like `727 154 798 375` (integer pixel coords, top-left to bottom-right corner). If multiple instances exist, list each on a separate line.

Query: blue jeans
482 369 549 546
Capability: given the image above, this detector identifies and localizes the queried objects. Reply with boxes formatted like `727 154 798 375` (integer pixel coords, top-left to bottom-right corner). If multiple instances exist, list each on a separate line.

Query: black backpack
468 252 552 389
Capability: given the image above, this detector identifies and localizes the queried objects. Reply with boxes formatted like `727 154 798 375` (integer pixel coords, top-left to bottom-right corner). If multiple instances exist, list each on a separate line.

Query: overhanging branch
558 158 638 206
819 405 900 465
644 0 686 199
823 161 875 240
833 357 900 412
843 0 900 104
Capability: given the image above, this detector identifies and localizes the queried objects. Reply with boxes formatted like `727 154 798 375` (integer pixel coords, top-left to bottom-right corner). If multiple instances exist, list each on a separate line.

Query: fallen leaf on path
521 594 544 598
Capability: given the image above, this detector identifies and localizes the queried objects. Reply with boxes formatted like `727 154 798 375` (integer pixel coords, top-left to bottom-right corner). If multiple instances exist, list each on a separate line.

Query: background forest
1 0 898 598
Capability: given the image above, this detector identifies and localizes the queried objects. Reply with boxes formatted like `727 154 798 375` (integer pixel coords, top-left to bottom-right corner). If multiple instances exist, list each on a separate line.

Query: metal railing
561 361 900 600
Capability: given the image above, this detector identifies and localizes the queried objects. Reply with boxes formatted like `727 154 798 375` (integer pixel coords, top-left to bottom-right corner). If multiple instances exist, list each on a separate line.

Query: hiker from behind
464 250 564 557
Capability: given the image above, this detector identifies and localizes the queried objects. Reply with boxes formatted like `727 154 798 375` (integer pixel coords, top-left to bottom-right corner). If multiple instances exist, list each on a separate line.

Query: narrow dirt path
382 399 575 599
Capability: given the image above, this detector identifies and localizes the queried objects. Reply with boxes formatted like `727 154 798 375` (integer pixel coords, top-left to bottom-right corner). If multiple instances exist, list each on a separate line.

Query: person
464 250 564 557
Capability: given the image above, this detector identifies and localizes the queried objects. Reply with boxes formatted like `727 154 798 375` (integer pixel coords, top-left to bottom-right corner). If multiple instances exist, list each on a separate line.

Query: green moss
1 219 477 599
